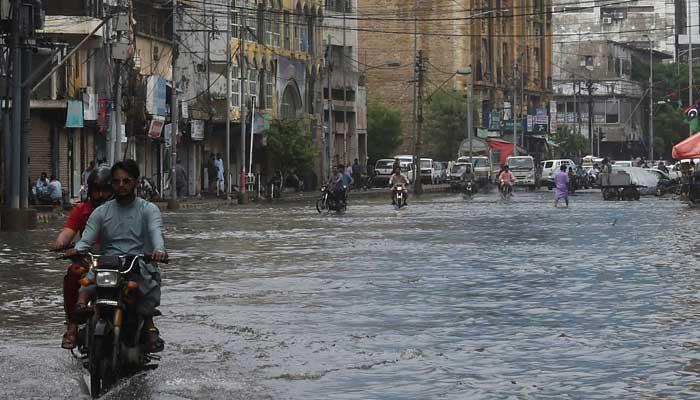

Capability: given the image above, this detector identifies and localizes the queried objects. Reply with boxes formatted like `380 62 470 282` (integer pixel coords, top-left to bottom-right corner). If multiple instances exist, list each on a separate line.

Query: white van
542 159 575 182
506 155 538 188
394 155 416 181
419 158 433 184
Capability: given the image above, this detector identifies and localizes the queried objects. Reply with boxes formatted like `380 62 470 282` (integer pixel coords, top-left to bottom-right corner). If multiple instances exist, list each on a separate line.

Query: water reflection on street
2 190 700 399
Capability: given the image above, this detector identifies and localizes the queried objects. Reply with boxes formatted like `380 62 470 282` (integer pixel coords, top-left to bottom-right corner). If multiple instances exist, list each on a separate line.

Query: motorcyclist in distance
389 165 409 205
54 166 113 349
497 164 515 192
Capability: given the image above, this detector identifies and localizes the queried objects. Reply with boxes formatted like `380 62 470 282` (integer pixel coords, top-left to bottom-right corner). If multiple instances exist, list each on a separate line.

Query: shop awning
672 132 700 159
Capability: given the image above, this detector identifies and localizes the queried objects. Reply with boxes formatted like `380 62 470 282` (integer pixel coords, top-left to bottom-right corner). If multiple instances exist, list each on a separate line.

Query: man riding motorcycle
389 165 409 205
67 159 168 353
329 164 353 207
497 165 515 192
54 166 113 349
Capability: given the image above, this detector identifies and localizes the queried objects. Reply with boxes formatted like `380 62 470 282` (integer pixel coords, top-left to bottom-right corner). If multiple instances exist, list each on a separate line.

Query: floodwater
2 190 700 399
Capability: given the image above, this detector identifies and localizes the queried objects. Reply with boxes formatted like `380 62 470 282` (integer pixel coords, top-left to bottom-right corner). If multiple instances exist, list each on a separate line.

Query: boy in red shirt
53 166 112 349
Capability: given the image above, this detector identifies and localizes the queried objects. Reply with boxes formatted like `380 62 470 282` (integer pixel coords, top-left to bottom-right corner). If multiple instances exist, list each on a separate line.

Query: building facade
358 0 553 158
321 0 368 173
179 0 326 190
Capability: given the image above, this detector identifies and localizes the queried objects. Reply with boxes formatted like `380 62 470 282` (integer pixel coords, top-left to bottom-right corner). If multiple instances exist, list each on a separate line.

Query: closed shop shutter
28 116 52 183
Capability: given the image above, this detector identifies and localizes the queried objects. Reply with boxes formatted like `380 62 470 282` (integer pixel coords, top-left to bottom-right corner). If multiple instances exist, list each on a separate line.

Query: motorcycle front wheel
315 198 326 213
89 335 105 398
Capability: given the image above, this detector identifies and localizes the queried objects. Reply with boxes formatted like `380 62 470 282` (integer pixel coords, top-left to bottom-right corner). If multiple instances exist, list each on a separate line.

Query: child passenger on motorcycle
53 166 113 349
389 166 409 205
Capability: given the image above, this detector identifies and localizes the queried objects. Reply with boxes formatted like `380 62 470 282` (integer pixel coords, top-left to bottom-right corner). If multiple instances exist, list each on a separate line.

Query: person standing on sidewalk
351 158 362 189
206 154 217 193
215 153 224 196
175 159 188 198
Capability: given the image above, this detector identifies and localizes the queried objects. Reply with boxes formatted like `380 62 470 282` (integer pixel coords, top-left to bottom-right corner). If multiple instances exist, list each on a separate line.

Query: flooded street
3 190 700 398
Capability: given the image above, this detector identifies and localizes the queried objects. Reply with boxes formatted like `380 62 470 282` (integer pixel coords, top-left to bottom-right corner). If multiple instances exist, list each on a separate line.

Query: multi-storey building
358 0 553 157
322 0 368 172
180 0 326 190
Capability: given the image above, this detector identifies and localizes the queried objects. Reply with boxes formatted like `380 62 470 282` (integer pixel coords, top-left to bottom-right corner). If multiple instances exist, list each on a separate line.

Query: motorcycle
316 184 347 213
392 184 407 209
499 180 513 201
61 252 167 398
463 180 476 200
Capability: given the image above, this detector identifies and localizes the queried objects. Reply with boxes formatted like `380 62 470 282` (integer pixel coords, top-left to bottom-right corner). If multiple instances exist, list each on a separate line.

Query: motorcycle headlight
96 270 120 287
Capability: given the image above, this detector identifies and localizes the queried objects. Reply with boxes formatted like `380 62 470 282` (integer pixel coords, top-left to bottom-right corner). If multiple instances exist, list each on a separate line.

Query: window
231 9 239 38
585 55 593 66
247 69 258 107
272 11 281 47
264 10 273 45
605 99 619 123
243 0 257 38
293 14 300 51
265 70 274 109
231 65 240 107
283 12 290 50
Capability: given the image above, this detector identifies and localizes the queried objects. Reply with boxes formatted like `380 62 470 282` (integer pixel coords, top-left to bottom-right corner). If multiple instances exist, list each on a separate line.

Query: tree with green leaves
265 119 315 179
422 89 479 161
632 61 700 158
552 125 588 158
367 103 403 161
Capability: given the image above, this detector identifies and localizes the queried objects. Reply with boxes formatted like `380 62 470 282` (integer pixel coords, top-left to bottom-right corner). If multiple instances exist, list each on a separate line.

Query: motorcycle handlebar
56 252 169 264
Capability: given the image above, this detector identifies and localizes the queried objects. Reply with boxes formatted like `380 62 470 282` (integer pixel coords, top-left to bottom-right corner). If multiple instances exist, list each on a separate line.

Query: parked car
649 168 678 195
432 161 448 183
420 158 433 184
394 154 417 182
371 159 395 187
612 160 633 167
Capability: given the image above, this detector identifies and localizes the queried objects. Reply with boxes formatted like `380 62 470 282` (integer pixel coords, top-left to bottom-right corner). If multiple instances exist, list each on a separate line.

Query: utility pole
9 0 21 210
225 0 232 198
690 8 694 137
467 66 474 163
169 0 179 207
513 60 518 155
342 4 347 165
19 44 30 208
239 8 248 201
586 79 594 156
414 49 425 195
649 39 654 160
112 60 121 164
326 34 333 178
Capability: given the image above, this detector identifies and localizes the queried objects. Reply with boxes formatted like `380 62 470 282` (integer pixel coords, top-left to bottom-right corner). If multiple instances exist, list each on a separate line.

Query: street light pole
649 37 654 161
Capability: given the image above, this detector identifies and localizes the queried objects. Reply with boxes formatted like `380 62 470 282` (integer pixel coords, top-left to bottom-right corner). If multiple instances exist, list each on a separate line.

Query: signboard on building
148 117 165 138
534 108 548 134
503 101 512 120
549 100 557 134
190 120 204 141
164 124 172 148
66 99 84 128
488 110 501 130
98 98 112 134
526 115 534 132
146 75 167 116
